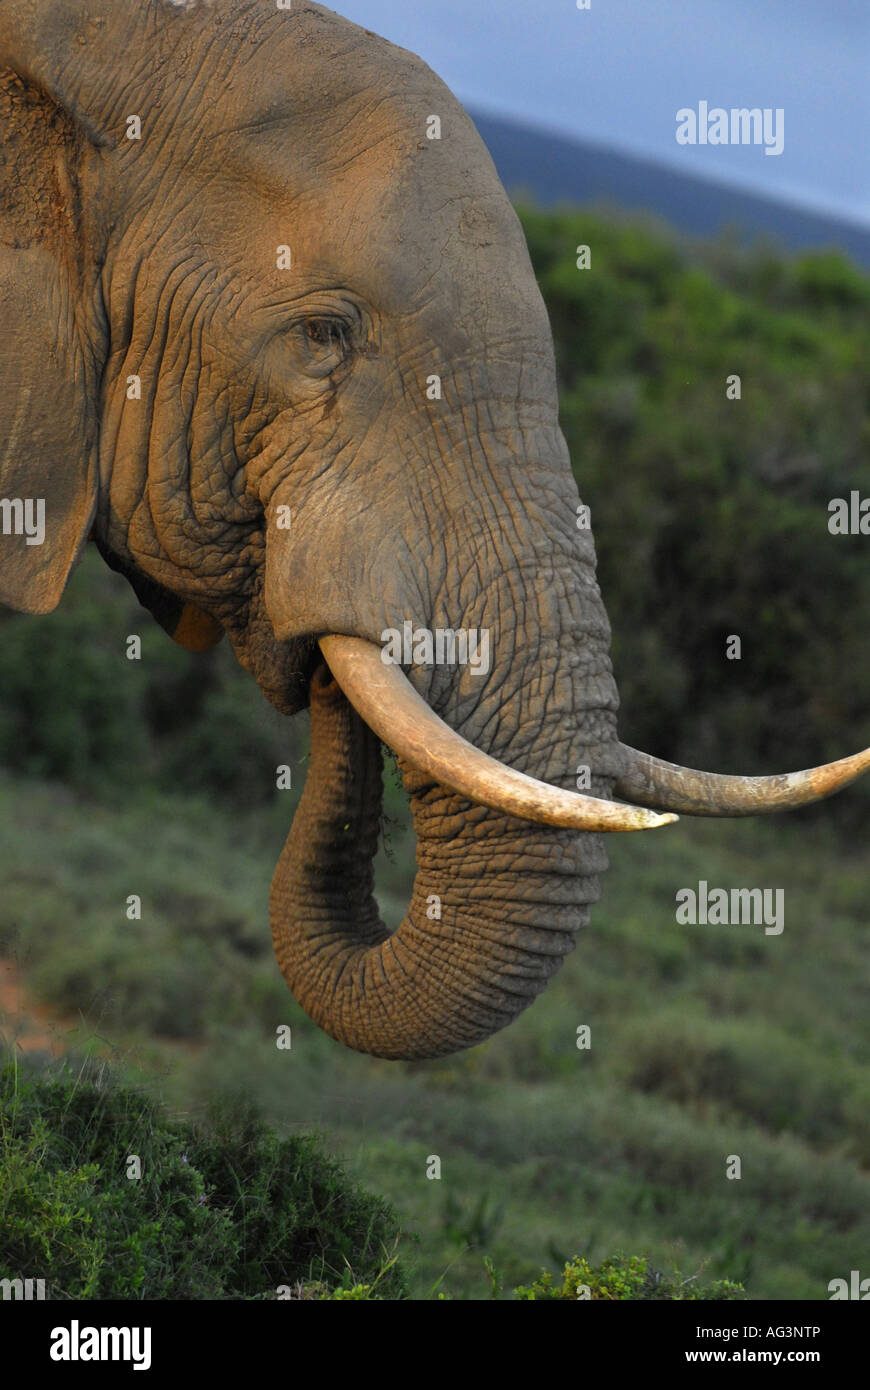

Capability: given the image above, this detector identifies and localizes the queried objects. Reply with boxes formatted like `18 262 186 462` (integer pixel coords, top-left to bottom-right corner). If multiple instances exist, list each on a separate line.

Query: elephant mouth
316 634 870 824
316 636 675 832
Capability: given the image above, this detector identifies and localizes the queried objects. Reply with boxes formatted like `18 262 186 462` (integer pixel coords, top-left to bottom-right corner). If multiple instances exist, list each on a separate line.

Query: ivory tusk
614 743 870 816
317 635 678 833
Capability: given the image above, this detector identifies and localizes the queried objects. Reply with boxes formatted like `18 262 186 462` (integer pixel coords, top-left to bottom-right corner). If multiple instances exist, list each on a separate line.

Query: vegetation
0 1061 405 1299
511 1253 743 1301
0 1063 746 1301
522 208 870 810
1 763 867 1299
0 209 868 1299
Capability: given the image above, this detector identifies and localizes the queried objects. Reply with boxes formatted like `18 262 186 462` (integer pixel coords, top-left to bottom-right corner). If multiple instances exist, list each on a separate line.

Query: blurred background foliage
1 208 868 1299
521 208 870 795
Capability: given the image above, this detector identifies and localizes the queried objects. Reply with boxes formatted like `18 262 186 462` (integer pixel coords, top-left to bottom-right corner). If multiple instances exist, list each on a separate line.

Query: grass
1 768 867 1299
0 1058 742 1301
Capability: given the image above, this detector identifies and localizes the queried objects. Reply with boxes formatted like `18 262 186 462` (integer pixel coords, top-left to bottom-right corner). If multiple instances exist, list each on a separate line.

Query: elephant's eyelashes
291 317 352 379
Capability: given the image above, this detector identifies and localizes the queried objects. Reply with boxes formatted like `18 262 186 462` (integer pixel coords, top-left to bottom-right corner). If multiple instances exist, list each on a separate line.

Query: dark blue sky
334 0 870 227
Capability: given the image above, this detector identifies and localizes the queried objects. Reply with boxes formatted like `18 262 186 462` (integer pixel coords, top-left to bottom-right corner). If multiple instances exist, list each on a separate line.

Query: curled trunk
270 664 607 1059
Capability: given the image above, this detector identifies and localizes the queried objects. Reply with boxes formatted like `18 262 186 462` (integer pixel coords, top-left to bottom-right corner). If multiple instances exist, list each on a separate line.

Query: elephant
0 0 867 1061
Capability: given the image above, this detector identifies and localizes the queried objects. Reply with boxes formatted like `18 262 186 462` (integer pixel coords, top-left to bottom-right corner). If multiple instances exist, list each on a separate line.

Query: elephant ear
0 244 99 614
0 0 125 614
0 1 224 647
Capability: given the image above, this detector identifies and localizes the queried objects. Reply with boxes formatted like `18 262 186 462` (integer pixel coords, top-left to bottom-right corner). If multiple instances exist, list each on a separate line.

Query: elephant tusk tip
618 741 870 817
617 804 679 831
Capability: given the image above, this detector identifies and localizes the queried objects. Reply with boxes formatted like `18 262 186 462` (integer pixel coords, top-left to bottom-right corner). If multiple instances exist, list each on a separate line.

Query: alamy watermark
828 1270 870 1299
676 880 785 935
676 103 784 156
381 621 491 676
50 1322 151 1371
0 497 45 545
1 1276 46 1300
828 491 869 535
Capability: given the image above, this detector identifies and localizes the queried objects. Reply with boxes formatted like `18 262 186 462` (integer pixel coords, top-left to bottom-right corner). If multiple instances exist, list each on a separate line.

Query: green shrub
513 1253 744 1301
0 1061 407 1300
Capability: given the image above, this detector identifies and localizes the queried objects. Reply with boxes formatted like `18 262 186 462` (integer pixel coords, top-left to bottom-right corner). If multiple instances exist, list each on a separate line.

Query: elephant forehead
212 119 545 344
268 162 536 322
199 6 546 326
212 0 467 153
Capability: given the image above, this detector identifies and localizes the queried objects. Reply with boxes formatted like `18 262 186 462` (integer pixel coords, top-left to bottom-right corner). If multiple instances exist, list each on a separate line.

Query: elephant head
1 0 867 1059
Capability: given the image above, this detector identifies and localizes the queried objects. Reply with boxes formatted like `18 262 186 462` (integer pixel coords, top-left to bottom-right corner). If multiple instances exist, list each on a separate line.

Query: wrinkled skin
0 1 866 1060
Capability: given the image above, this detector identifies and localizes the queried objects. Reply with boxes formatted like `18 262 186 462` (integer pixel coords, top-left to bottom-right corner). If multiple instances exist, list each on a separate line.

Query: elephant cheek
262 491 427 653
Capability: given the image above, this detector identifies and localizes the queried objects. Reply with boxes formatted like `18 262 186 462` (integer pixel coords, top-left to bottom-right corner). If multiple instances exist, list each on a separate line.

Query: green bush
0 1061 407 1299
513 1253 744 1301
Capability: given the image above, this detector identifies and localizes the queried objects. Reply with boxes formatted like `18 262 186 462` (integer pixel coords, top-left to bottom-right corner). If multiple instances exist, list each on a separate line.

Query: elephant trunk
270 658 610 1061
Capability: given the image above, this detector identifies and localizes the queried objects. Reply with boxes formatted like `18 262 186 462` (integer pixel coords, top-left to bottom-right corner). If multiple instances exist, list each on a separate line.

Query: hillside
472 110 870 269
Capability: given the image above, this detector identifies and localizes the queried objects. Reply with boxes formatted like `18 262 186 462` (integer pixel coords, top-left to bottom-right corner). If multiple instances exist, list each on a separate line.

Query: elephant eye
296 317 351 378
